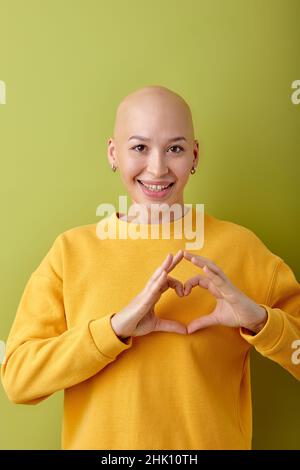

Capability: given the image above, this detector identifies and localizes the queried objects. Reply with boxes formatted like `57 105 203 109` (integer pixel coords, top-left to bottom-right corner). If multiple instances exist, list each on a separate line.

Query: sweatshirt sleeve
240 258 300 381
0 235 132 405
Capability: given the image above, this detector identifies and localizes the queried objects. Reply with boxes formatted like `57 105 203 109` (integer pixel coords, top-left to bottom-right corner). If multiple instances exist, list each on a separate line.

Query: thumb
154 318 187 335
187 313 219 334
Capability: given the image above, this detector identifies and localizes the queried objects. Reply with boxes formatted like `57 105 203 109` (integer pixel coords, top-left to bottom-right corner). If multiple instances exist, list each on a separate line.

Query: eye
168 145 184 153
130 144 184 153
131 144 146 152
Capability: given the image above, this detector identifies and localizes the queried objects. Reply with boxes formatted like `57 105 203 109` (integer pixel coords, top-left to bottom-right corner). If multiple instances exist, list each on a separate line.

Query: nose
147 151 169 177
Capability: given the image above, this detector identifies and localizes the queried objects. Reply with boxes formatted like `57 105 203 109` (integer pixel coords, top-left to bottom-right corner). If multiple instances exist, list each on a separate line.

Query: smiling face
107 86 199 219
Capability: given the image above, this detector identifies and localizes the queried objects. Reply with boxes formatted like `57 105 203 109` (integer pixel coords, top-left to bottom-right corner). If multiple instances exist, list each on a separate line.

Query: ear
107 137 118 168
192 139 199 168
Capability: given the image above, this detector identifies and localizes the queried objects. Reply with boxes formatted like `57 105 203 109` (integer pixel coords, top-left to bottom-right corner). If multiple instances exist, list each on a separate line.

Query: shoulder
38 221 100 263
57 222 98 244
32 221 105 279
204 211 283 265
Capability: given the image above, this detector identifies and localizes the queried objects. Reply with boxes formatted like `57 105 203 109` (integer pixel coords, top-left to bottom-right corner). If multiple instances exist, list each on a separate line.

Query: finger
154 318 187 335
187 314 219 333
202 266 234 296
149 249 183 290
202 265 225 288
183 251 227 280
153 268 168 291
153 250 183 283
184 274 221 298
183 274 210 296
160 253 174 274
167 275 184 297
143 269 167 304
151 253 173 282
166 249 184 273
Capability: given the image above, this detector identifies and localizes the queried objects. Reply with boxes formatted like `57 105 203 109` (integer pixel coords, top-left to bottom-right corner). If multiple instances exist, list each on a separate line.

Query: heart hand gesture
183 251 268 334
111 249 268 339
111 250 187 338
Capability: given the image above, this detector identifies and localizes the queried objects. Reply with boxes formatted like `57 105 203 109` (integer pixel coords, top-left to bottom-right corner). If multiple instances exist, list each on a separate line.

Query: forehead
115 93 192 140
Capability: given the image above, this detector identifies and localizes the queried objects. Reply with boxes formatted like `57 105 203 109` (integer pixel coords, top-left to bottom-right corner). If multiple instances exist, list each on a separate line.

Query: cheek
172 161 191 184
120 159 144 181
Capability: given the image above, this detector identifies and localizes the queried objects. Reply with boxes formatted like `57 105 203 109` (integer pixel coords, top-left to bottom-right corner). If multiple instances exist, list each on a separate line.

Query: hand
183 251 268 335
111 250 187 338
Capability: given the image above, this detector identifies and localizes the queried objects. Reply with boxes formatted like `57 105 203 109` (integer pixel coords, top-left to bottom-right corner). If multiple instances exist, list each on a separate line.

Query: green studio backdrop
0 0 299 449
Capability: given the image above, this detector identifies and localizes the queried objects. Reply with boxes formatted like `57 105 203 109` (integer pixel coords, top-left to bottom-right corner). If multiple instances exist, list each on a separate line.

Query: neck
120 200 188 224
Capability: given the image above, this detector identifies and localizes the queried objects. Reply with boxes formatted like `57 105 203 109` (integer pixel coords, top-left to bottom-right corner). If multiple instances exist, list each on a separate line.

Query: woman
1 85 300 450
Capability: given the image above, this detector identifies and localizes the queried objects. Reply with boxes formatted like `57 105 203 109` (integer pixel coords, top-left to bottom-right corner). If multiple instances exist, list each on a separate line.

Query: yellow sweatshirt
1 206 300 450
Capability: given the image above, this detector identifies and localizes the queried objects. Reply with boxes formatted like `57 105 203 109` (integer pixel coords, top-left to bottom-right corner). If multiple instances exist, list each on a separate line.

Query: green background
0 0 299 449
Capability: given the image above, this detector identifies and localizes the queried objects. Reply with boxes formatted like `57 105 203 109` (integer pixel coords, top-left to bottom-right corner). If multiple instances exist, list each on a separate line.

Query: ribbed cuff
239 304 284 351
88 313 132 360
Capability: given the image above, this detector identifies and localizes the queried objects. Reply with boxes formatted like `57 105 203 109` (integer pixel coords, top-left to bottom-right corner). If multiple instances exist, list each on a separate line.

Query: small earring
111 164 117 172
190 167 196 174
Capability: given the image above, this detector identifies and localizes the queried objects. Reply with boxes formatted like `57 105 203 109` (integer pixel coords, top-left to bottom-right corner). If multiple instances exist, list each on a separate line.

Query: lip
138 179 175 185
137 179 175 199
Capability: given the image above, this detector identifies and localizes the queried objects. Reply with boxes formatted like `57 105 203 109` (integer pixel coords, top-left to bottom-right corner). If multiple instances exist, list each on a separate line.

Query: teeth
139 181 171 191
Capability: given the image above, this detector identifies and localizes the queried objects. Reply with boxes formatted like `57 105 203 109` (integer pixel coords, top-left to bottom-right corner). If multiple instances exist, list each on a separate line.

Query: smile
137 179 175 198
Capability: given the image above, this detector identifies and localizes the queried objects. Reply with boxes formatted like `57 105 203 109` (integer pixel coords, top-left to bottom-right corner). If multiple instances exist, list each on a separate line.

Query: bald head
108 85 199 211
113 85 195 144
